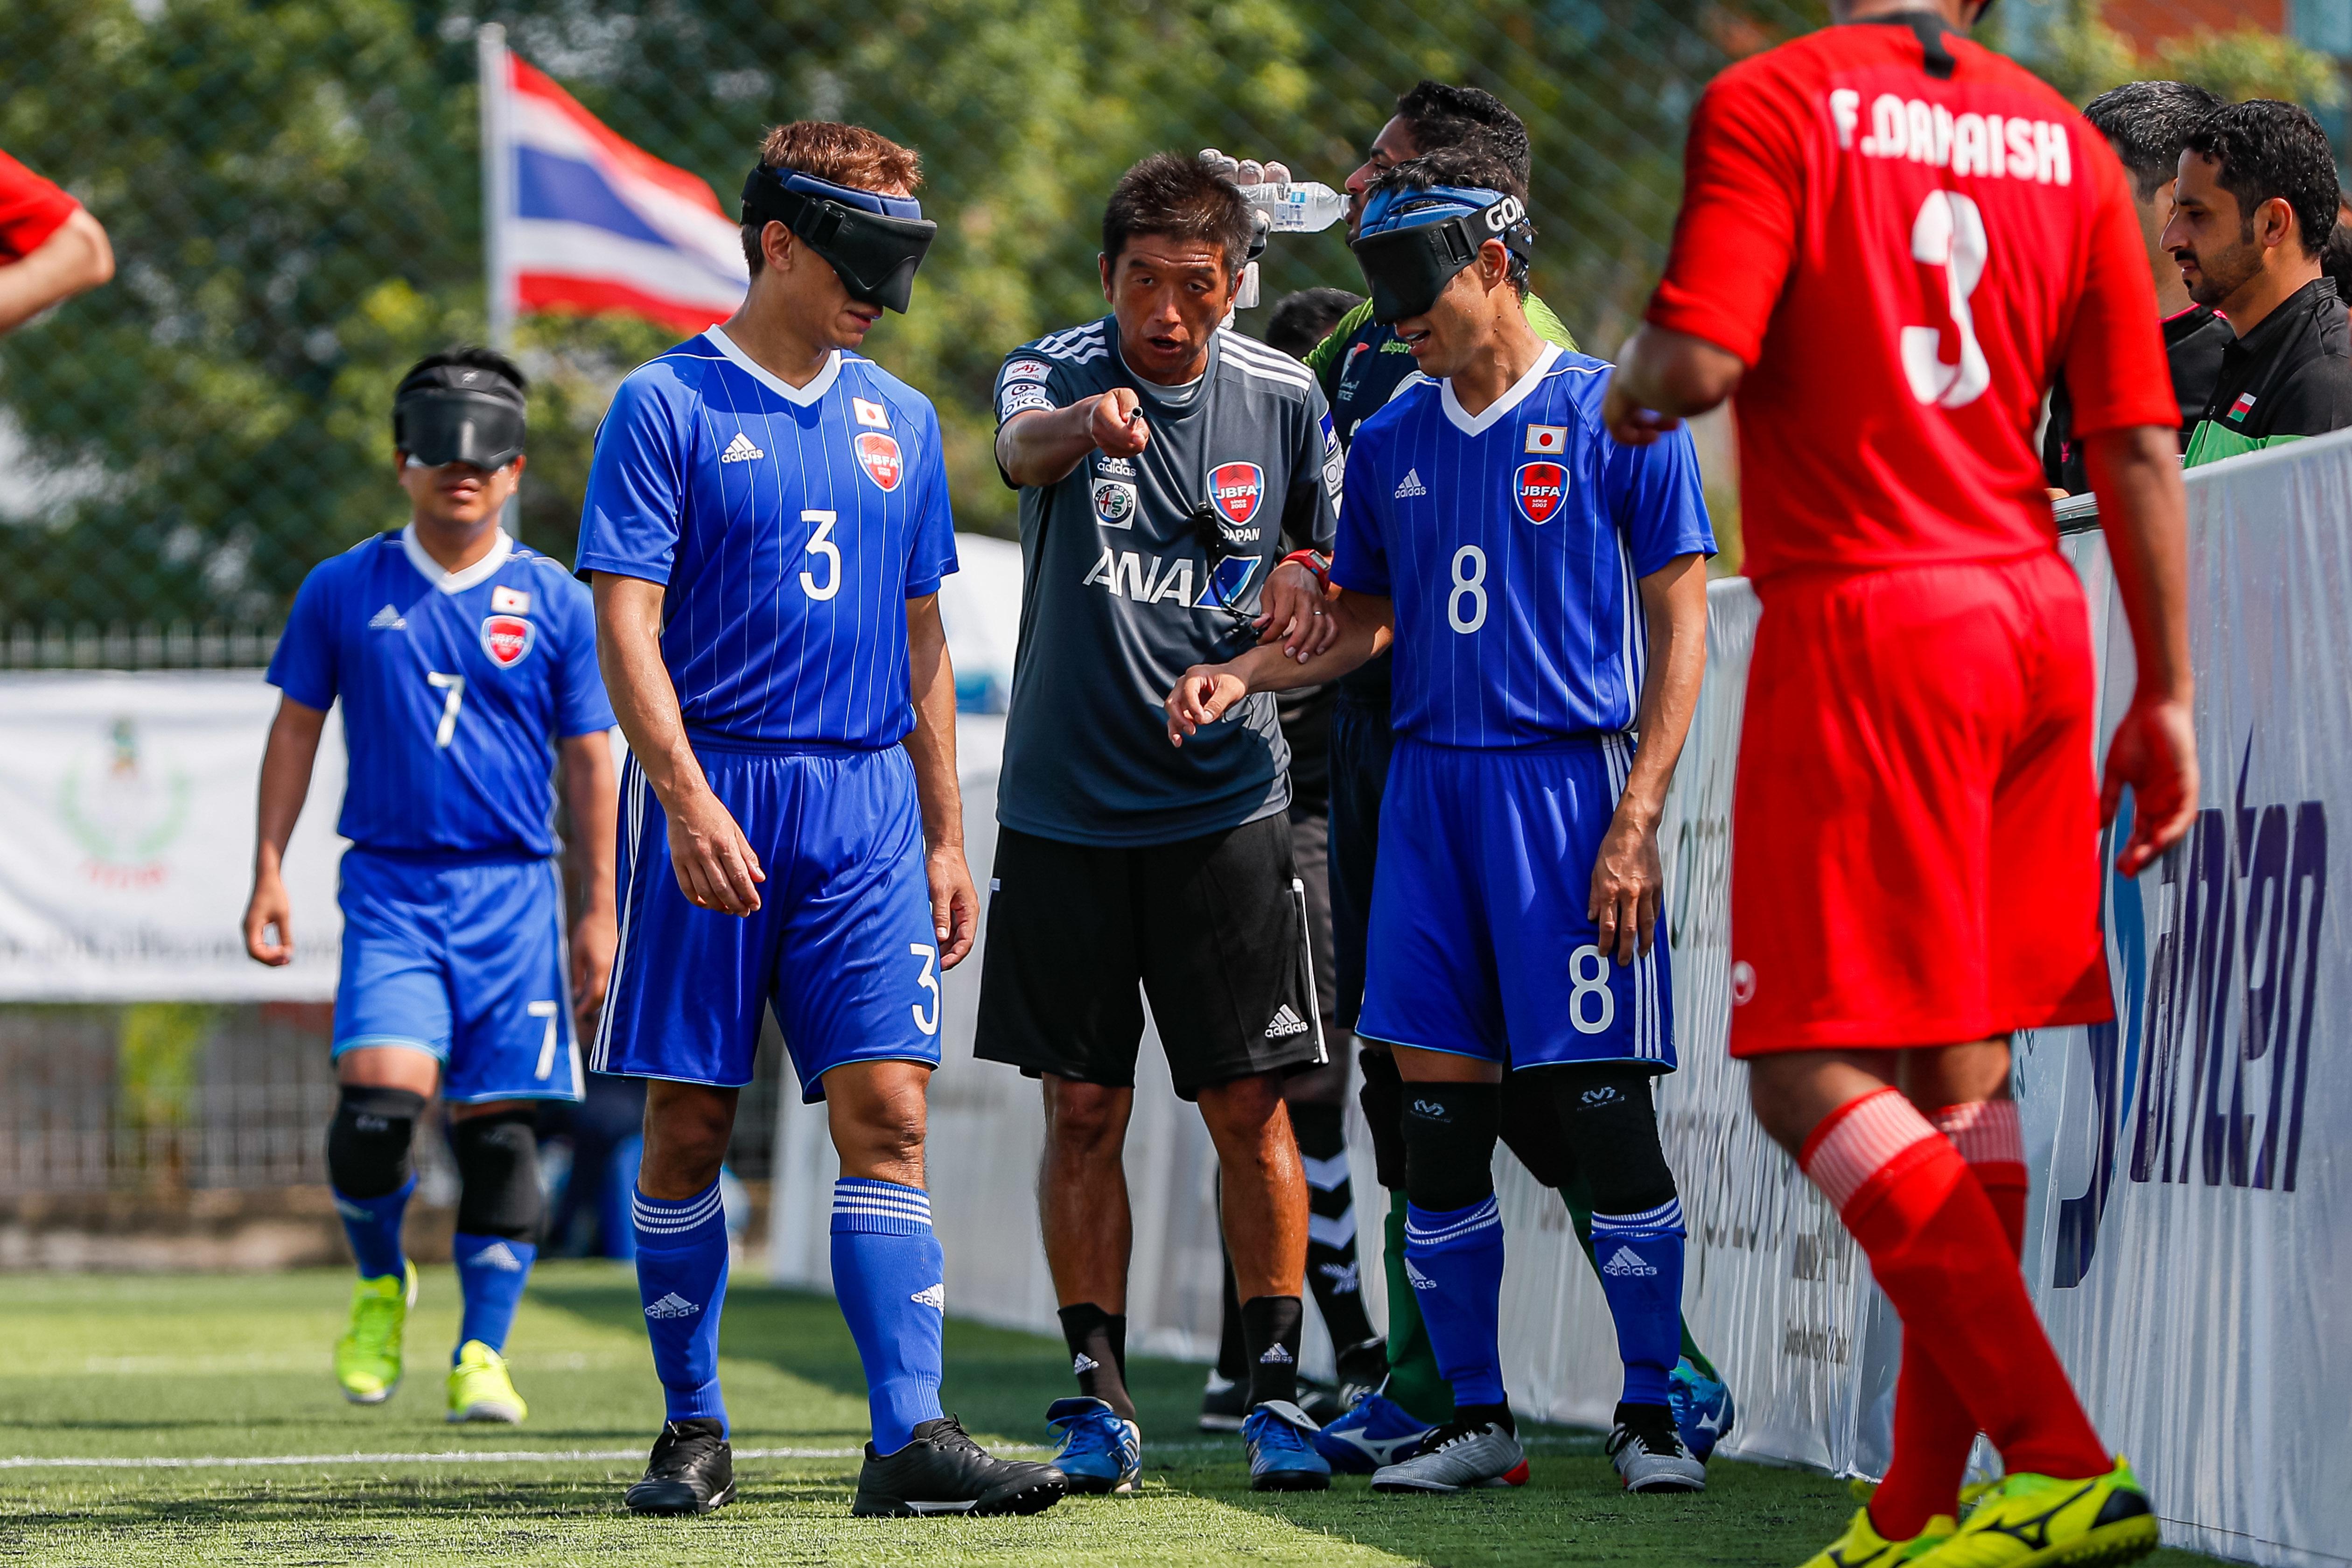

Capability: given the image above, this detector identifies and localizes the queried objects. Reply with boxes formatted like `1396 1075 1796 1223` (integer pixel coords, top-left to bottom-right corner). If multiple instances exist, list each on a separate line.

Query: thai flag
480 30 747 334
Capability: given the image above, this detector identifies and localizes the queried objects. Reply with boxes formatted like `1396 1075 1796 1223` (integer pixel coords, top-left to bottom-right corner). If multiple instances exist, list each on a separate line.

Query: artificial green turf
0 1265 2228 1567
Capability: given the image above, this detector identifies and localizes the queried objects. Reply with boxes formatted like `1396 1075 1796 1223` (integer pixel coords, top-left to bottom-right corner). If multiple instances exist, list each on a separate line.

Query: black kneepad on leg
1356 1048 1410 1191
1548 1064 1677 1216
452 1109 545 1242
326 1085 425 1198
1400 1080 1502 1214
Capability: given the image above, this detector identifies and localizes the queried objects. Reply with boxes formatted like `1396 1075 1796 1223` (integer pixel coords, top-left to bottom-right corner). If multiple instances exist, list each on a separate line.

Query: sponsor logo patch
1208 461 1264 525
853 396 889 428
719 431 763 463
490 585 531 615
480 614 535 668
1516 461 1568 524
1092 478 1138 529
1264 1004 1310 1039
1002 358 1051 384
1096 454 1136 478
855 431 904 491
1393 468 1428 499
367 604 406 631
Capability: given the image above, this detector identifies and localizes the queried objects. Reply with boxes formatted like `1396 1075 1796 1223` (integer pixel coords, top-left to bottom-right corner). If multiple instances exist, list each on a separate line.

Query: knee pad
326 1085 425 1199
1548 1064 1677 1216
452 1109 546 1242
1497 1077 1579 1192
1400 1080 1501 1214
1356 1049 1408 1190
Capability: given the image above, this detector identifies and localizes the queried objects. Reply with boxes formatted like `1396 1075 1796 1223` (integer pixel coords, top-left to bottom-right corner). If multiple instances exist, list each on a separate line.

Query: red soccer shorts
1727 552 2113 1055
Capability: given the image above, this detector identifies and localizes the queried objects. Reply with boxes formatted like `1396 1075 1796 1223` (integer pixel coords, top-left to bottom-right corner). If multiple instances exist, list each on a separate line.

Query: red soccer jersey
0 148 76 265
1646 20 2175 583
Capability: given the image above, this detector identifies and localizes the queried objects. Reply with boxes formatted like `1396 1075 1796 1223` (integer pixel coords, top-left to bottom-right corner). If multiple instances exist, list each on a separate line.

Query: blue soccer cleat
1045 1396 1141 1495
1314 1386 1436 1475
1669 1356 1735 1462
1242 1400 1331 1491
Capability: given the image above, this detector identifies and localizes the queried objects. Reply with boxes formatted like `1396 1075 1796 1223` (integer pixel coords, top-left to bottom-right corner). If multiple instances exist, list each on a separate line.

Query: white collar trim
706 325 842 405
1440 343 1564 436
401 523 514 595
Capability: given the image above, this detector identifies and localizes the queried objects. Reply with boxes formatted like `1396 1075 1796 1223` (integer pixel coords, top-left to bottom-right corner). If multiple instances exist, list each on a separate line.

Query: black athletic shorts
974 815 1327 1100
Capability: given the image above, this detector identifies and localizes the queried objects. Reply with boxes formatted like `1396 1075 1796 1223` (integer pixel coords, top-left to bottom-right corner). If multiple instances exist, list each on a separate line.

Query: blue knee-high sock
1403 1195 1508 1408
633 1183 730 1433
1590 1198 1687 1407
830 1178 946 1455
335 1174 414 1281
453 1232 537 1358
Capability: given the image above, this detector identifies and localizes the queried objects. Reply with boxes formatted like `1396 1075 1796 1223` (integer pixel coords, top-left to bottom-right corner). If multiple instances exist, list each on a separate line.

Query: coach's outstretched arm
1599 325 1745 447
1164 592 1393 746
902 591 980 968
2082 424 2199 875
995 391 1149 487
592 573 767 917
242 696 328 965
1590 553 1709 966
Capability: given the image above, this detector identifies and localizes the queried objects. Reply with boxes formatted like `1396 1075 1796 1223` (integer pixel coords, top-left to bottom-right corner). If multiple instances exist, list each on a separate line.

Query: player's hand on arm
244 696 328 965
0 207 113 335
1603 327 1745 447
2082 424 2199 875
1593 553 1708 963
591 573 765 916
559 731 620 1026
902 592 980 967
1167 592 1392 743
1254 558 1342 660
994 391 1148 488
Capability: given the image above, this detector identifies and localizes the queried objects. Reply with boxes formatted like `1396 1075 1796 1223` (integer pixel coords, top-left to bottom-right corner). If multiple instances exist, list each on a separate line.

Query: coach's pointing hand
1090 388 1149 458
1167 664 1249 745
667 788 766 916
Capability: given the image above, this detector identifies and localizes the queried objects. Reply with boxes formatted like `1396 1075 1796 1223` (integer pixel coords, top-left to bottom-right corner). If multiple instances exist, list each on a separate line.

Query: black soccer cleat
852 1414 1069 1517
624 1417 736 1515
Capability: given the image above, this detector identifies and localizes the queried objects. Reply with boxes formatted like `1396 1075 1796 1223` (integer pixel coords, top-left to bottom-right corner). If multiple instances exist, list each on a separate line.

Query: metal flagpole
476 24 518 535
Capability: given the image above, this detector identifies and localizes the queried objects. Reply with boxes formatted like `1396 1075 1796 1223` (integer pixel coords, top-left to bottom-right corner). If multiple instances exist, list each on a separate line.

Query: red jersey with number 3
1646 20 2174 584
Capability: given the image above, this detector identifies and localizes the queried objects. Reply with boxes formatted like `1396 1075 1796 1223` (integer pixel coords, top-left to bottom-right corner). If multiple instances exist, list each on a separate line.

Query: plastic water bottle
1200 150 1347 233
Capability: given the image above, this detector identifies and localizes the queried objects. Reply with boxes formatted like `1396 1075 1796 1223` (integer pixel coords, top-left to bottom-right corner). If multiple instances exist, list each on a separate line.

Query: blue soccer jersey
574 328 959 749
1330 345 1715 747
266 527 615 858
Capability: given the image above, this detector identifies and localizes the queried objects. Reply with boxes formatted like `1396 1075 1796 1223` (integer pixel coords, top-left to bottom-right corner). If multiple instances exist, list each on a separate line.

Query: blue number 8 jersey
574 328 959 749
1330 346 1715 747
266 527 616 858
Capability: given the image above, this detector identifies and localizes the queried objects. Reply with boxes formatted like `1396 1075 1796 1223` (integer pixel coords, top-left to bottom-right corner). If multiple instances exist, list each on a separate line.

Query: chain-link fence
4 0 2341 660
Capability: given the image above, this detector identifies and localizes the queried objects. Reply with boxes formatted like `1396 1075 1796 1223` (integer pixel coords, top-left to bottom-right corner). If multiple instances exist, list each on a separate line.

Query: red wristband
1281 549 1331 590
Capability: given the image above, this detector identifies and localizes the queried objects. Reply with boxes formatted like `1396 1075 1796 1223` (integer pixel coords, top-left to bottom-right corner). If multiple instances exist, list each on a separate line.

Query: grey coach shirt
994 319 1340 847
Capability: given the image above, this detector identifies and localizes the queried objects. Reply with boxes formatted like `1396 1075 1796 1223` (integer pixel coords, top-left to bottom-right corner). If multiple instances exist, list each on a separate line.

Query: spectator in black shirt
2044 80 2228 494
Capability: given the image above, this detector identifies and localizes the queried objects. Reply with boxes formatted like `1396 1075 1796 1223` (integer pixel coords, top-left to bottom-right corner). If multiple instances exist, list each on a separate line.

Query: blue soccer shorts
333 851 583 1103
594 742 944 1101
1357 734 1674 1071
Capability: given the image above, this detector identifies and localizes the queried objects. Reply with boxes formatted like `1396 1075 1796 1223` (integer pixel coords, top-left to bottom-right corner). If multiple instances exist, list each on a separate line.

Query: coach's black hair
1264 287 1362 358
1102 152 1258 277
1363 139 1534 296
396 344 528 399
2183 99 2340 259
1393 80 1532 190
2083 80 2225 203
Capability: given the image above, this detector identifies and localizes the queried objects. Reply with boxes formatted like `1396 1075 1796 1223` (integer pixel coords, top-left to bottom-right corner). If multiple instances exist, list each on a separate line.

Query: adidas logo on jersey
1264 1005 1309 1039
1072 1352 1100 1375
910 1282 945 1310
644 1293 701 1319
719 431 764 464
464 1241 525 1273
367 604 406 630
1602 1246 1659 1278
1259 1344 1294 1365
1393 468 1428 498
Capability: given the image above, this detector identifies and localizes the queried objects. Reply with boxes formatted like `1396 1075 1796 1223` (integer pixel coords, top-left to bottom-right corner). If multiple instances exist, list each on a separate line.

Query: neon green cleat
446 1338 528 1424
334 1261 416 1405
1799 1506 1957 1567
1911 1457 2159 1568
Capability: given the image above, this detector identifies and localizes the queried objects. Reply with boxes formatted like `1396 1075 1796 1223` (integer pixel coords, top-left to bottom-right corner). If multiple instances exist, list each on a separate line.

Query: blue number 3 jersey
574 328 959 749
1331 345 1715 748
267 527 616 859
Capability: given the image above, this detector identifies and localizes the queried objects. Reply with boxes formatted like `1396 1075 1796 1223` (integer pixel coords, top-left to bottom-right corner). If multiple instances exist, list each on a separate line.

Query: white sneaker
1606 1403 1707 1492
1370 1417 1529 1492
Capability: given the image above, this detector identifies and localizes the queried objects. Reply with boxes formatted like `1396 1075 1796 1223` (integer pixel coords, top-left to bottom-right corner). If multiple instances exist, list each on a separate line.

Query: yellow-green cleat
1911 1457 2159 1568
334 1261 416 1405
447 1338 528 1424
1800 1506 1957 1567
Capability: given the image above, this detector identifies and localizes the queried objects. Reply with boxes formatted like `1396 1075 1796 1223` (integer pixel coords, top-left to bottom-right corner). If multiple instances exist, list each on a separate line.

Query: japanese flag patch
853 397 890 429
490 585 531 615
1526 424 1567 455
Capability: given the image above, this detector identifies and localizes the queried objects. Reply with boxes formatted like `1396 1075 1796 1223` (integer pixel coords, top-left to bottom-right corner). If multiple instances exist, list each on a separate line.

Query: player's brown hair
742 121 924 274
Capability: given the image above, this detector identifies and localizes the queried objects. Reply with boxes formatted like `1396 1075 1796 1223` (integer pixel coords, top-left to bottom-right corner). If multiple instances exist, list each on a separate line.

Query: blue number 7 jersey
1330 345 1715 748
266 527 615 859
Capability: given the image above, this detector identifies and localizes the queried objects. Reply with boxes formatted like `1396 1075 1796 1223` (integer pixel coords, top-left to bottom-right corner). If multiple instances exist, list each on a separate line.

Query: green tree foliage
2007 0 2344 107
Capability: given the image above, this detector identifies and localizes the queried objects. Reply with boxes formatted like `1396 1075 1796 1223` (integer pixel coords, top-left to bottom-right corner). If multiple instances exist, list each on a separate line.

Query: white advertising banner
0 672 348 1000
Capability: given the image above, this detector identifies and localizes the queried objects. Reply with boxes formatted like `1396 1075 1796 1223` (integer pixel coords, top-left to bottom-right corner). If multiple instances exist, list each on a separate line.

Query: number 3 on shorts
909 943 940 1036
1568 943 1615 1035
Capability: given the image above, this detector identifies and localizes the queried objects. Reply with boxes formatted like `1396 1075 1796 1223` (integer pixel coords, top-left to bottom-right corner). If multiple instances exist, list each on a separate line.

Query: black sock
1457 1400 1515 1435
1057 1303 1135 1422
1216 1245 1248 1383
1289 1101 1379 1366
1239 1294 1304 1409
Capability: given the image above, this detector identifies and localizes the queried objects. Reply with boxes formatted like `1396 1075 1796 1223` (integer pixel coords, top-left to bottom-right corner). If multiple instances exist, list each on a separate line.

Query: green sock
1558 1171 1722 1385
1380 1192 1454 1425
